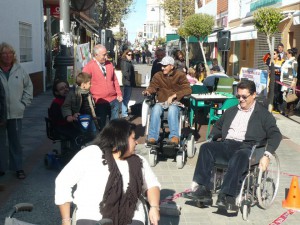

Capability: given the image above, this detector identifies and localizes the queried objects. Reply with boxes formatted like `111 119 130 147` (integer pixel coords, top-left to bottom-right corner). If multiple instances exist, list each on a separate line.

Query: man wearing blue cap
143 56 192 145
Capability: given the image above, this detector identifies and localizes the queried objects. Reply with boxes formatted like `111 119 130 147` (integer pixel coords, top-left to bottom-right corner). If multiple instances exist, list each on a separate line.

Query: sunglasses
236 94 251 100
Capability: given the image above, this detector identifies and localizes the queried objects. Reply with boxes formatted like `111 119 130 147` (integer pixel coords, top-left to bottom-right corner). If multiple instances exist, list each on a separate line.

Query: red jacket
83 60 122 104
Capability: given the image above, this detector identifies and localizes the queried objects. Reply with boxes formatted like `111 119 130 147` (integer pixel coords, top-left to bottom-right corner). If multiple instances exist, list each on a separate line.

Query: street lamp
53 0 95 81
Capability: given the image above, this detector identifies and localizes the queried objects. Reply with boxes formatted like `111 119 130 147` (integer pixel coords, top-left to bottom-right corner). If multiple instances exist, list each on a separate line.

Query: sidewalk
0 66 300 224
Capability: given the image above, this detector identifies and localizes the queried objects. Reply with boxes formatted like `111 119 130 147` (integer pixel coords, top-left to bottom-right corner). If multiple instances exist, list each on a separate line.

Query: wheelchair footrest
183 193 213 207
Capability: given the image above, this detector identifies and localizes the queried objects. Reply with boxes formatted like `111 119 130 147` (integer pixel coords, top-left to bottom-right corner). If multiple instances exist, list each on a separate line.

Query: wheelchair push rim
256 153 280 209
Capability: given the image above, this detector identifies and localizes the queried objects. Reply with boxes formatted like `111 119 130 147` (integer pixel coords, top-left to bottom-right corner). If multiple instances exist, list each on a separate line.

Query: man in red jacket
83 44 123 130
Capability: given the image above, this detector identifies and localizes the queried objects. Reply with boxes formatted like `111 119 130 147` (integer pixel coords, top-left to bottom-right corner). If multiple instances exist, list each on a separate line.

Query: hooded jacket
0 63 33 119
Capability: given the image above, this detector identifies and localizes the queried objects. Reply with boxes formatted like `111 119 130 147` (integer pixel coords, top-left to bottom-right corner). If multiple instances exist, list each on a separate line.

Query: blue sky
123 0 147 43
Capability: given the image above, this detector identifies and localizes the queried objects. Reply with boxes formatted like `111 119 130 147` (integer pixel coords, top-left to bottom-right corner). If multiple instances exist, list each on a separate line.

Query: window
19 22 32 62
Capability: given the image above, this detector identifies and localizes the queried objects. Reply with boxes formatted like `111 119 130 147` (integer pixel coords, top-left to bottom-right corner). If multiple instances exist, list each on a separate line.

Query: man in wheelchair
143 56 192 145
188 80 282 210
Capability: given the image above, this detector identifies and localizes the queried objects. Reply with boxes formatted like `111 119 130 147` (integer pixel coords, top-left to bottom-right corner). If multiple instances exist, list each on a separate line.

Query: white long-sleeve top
55 145 161 222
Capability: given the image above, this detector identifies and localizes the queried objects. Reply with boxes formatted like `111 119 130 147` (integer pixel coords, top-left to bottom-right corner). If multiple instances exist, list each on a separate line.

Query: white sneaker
191 181 199 191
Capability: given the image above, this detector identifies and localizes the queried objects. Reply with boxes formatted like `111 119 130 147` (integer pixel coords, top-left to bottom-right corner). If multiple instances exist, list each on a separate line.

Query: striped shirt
225 101 256 142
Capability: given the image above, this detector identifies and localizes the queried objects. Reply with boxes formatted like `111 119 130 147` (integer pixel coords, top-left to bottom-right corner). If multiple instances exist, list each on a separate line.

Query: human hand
259 155 270 172
117 95 123 102
167 94 176 104
142 90 150 96
66 115 75 123
149 207 160 225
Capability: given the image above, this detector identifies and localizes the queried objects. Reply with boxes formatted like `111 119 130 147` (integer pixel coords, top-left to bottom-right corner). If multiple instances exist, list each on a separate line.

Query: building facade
0 0 45 96
196 0 300 76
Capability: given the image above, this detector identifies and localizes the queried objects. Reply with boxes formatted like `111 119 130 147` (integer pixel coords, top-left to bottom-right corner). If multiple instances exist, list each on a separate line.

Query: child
186 67 198 84
62 72 99 139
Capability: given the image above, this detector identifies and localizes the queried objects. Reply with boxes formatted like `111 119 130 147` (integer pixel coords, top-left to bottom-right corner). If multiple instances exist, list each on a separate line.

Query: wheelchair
44 115 96 170
209 140 280 220
143 94 196 169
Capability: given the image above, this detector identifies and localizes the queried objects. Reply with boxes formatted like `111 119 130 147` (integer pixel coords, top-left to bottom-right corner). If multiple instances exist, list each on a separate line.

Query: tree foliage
162 0 195 26
183 13 214 67
253 7 283 112
253 7 283 38
95 0 134 29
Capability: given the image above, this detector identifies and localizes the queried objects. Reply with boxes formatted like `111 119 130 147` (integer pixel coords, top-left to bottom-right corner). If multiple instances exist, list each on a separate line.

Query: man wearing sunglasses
188 79 281 210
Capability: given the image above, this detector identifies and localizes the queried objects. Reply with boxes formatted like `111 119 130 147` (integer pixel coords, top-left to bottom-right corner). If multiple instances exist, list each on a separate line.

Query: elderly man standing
143 56 192 145
83 44 123 130
0 42 33 179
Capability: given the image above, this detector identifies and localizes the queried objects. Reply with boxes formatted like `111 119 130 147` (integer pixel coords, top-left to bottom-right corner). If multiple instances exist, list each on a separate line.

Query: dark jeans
192 140 252 196
274 80 283 111
0 119 23 171
76 219 144 225
95 99 120 130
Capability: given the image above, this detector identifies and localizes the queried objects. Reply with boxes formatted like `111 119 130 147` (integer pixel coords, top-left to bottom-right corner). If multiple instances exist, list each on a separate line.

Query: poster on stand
239 67 268 97
75 43 91 76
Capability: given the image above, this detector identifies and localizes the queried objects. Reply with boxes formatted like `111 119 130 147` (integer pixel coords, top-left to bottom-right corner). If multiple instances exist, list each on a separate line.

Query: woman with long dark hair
121 49 136 118
55 119 160 225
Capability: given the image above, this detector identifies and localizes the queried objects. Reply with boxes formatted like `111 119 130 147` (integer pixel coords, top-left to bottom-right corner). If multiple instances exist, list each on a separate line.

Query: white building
0 0 45 95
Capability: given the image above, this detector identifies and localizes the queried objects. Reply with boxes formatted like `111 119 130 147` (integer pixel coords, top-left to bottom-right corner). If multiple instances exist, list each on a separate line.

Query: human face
55 82 69 97
126 52 133 60
236 88 256 110
161 64 174 75
273 52 278 60
81 81 91 90
277 45 284 53
156 52 165 61
0 48 14 66
94 47 107 64
122 131 138 159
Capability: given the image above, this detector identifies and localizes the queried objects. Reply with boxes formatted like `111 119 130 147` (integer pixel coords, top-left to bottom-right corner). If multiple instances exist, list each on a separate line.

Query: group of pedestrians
264 43 299 116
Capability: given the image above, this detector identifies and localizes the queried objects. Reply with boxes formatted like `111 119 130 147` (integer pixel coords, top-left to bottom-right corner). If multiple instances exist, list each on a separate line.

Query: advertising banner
75 43 91 76
239 67 268 96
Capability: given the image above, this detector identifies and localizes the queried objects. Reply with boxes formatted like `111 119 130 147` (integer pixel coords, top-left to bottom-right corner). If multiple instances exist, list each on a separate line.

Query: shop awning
230 25 257 41
73 16 99 37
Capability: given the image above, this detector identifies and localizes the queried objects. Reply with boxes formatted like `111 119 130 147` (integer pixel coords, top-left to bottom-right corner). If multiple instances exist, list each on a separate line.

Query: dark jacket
61 86 95 119
211 102 282 154
150 59 163 80
146 69 192 103
121 59 136 87
0 80 6 123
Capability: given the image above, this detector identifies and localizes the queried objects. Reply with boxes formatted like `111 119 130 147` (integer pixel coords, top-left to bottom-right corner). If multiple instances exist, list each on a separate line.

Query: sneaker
147 138 157 145
187 185 212 200
170 136 179 145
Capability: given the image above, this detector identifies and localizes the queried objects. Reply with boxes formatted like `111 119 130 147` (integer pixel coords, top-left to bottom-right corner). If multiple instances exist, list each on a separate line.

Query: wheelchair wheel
149 148 157 167
242 204 250 221
176 151 185 169
186 134 195 158
256 153 280 209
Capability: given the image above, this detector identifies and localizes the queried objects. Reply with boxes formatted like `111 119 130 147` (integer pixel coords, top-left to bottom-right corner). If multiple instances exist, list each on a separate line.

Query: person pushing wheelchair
143 56 192 145
188 80 282 210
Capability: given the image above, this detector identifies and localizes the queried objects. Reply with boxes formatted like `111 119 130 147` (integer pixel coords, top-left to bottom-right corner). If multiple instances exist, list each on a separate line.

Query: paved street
0 64 300 224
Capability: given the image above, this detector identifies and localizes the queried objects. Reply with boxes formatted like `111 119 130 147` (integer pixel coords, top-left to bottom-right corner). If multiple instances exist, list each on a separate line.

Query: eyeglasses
236 94 252 100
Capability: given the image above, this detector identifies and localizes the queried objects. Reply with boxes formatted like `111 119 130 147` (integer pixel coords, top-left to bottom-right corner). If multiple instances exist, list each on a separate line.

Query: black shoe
216 193 227 208
187 185 212 200
216 193 238 211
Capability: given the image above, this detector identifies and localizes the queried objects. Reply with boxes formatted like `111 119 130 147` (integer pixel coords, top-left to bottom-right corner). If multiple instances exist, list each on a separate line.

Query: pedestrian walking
121 49 136 119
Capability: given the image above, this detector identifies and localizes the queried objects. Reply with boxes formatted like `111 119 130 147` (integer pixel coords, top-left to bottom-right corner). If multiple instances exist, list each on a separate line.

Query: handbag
286 89 298 103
